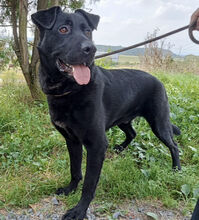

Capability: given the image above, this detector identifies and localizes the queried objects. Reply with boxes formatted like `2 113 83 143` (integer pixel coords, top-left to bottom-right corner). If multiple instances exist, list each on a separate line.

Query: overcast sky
85 0 199 55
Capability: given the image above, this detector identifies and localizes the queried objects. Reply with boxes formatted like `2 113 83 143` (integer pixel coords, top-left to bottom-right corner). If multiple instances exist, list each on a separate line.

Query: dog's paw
172 165 181 171
56 186 73 196
113 145 124 153
56 180 81 196
62 206 86 220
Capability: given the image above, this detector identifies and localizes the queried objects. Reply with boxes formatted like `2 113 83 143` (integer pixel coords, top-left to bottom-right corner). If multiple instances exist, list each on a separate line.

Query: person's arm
190 8 199 30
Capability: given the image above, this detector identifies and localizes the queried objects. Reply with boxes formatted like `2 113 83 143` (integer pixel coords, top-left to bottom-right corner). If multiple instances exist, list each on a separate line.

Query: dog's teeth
66 64 73 69
83 62 86 66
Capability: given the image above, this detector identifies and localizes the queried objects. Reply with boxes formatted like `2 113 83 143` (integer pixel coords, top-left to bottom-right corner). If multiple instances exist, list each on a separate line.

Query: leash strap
189 20 199 44
95 23 199 59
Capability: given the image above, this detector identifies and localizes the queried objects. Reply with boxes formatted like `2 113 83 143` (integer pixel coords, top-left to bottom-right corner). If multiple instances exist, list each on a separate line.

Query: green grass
0 71 199 215
118 55 140 64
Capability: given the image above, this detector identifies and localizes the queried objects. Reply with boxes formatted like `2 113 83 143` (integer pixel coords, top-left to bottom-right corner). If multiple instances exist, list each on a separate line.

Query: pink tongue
72 65 91 85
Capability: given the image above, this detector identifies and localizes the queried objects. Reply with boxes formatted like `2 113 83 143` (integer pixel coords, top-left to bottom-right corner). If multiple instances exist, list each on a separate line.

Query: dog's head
31 6 100 85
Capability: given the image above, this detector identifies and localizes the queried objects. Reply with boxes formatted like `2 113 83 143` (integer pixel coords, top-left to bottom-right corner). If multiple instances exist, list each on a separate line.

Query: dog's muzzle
56 59 91 85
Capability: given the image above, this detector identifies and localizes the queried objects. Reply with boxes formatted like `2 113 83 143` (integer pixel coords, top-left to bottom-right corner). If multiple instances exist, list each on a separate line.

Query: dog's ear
75 9 100 30
31 6 61 29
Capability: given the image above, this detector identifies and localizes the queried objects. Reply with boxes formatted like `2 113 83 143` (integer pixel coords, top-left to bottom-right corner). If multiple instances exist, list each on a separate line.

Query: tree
0 0 85 100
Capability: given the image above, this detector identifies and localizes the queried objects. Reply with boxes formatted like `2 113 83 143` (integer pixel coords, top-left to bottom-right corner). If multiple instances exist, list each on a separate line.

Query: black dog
32 6 181 219
191 199 199 220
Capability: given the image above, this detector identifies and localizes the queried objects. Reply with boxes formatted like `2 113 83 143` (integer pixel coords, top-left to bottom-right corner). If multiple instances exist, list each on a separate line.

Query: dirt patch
0 196 192 220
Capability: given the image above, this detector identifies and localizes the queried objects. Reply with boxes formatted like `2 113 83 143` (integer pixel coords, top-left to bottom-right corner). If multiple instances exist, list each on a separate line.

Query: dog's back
94 66 166 129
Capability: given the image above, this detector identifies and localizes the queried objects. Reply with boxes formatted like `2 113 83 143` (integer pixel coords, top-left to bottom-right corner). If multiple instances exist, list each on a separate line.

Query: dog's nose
83 46 91 55
81 42 96 55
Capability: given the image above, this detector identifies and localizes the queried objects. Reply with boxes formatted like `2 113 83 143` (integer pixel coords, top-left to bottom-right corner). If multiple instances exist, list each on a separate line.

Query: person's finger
196 18 199 30
190 8 199 25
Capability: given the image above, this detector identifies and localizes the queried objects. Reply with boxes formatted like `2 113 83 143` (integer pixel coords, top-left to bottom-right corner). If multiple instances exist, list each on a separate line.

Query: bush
139 28 174 70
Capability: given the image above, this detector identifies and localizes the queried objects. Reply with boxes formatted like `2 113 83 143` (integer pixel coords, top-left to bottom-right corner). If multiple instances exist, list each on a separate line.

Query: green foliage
146 212 158 220
0 71 199 215
66 0 84 10
0 39 18 70
0 0 14 24
95 57 115 68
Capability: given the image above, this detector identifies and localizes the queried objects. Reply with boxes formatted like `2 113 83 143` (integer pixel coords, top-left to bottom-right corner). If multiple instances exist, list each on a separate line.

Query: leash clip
189 20 199 44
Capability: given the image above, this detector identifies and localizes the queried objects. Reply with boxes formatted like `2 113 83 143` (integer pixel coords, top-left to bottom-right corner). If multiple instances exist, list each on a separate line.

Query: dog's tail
172 124 181 136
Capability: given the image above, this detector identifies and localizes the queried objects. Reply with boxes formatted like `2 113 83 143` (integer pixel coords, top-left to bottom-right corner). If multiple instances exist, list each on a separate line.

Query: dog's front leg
53 125 83 196
62 132 108 220
56 138 83 196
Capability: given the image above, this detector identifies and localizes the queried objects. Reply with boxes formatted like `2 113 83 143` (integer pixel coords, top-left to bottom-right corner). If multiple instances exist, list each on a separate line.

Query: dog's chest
47 98 71 128
53 120 67 130
48 97 92 133
49 105 71 129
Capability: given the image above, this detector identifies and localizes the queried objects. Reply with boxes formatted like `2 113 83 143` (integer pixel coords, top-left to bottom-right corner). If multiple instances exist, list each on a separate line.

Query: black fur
32 7 181 219
191 199 199 220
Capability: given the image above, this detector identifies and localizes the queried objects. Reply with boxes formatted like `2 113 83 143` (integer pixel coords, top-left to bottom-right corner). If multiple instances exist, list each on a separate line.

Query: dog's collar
46 91 71 97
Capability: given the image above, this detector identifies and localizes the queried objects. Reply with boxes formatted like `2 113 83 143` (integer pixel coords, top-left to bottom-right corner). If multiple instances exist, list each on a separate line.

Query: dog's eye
85 30 92 38
59 25 69 34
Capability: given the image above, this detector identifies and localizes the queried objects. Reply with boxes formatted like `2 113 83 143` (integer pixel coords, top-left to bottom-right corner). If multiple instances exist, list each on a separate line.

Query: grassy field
118 55 140 65
0 68 199 216
97 55 199 75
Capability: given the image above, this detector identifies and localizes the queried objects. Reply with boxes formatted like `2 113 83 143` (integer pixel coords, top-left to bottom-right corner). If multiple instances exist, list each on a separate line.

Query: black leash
95 22 199 60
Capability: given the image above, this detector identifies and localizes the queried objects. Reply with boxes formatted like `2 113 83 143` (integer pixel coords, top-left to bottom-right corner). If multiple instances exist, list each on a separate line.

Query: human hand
190 8 199 30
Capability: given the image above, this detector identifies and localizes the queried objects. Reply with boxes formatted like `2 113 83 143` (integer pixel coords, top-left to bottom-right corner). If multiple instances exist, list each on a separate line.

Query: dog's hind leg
146 117 181 170
114 122 136 152
53 125 83 196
